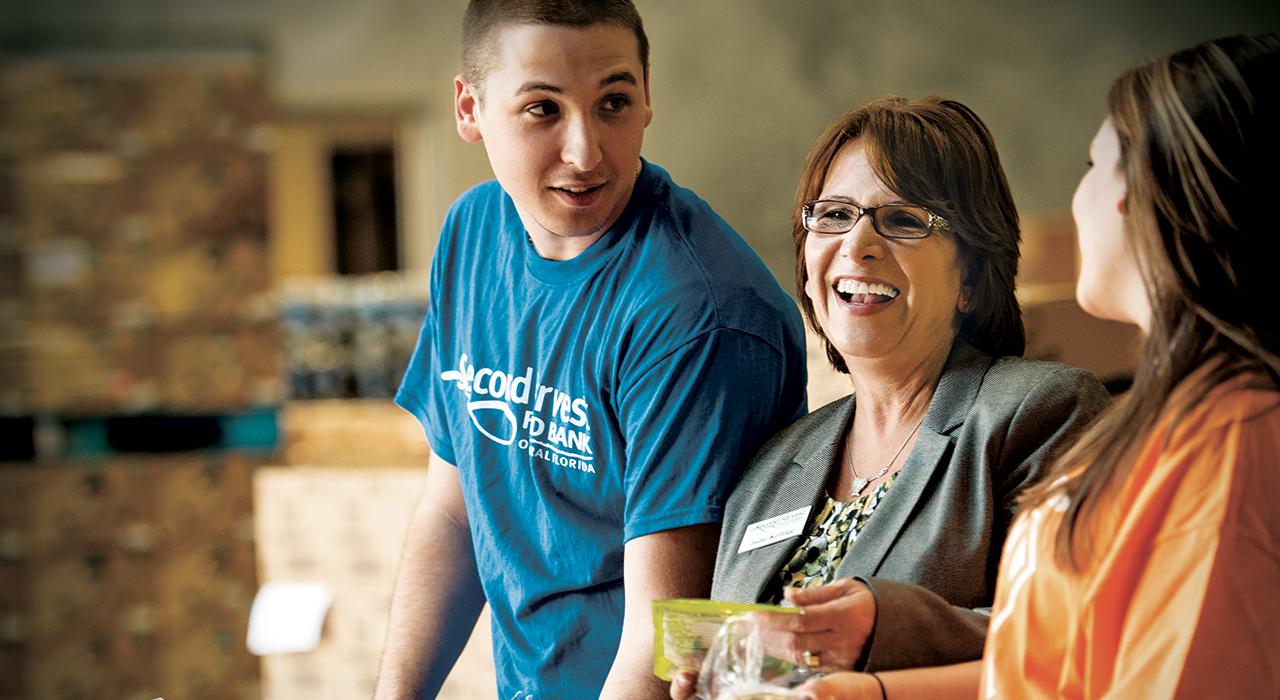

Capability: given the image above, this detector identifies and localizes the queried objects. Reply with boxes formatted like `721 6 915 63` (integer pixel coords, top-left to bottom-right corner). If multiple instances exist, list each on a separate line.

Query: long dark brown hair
792 97 1025 373
1029 34 1280 569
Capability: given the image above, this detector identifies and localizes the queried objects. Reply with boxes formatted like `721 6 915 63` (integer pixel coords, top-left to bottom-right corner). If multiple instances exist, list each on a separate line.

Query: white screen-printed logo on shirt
441 353 597 474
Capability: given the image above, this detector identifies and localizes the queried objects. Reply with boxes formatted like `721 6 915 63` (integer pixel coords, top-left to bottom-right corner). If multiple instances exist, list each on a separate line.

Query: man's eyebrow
513 70 639 96
600 70 638 88
515 81 561 95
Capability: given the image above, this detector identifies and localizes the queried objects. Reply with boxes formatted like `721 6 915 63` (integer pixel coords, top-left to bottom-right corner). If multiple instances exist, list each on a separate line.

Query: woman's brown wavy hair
1025 33 1280 570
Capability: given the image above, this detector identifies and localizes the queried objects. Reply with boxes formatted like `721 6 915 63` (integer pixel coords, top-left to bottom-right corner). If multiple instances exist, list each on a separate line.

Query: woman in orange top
799 33 1280 700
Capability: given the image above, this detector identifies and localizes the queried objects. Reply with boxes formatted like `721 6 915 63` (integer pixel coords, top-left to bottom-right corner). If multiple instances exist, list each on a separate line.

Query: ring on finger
802 649 821 669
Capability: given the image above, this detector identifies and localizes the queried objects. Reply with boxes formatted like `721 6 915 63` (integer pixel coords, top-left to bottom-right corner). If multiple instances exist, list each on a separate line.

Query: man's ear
642 67 653 128
455 75 483 143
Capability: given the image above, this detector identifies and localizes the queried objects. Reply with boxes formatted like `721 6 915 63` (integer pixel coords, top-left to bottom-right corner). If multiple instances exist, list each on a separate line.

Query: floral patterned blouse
764 474 898 604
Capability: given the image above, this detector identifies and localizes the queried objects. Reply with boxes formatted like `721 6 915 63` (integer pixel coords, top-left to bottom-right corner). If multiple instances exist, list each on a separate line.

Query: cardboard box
23 464 114 558
4 56 275 415
149 454 254 549
154 620 260 700
278 400 431 467
9 456 263 699
253 465 495 699
25 551 116 646
142 145 267 247
25 628 115 700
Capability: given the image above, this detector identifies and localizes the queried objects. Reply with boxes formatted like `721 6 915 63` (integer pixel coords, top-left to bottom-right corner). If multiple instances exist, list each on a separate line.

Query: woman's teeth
835 279 900 303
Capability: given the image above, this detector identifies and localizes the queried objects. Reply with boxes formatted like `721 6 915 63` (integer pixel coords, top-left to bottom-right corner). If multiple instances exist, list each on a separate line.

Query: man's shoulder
641 164 743 259
434 180 514 262
448 179 507 218
626 163 799 330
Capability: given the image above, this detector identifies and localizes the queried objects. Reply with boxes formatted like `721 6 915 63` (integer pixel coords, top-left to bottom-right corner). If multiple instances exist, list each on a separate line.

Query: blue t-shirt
397 160 807 699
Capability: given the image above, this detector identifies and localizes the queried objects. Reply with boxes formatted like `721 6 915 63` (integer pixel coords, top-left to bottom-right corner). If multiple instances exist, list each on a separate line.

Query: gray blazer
711 342 1110 671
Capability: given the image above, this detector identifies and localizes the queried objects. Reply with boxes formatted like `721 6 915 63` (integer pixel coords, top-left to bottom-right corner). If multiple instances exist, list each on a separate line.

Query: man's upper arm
623 522 721 599
417 451 467 526
375 454 483 700
599 523 723 700
617 523 721 661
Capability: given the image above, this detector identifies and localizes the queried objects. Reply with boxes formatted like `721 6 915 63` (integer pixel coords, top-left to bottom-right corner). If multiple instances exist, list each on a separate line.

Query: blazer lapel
733 397 855 603
834 343 991 580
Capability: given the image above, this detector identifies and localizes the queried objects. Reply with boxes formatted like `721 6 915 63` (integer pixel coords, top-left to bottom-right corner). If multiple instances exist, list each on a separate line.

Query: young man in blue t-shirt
375 2 807 699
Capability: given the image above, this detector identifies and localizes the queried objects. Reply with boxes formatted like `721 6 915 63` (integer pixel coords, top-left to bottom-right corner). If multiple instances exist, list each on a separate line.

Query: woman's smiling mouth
834 278 901 305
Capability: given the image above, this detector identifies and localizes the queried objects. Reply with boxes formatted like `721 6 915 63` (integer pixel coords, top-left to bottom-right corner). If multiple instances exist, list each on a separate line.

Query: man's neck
525 226 609 261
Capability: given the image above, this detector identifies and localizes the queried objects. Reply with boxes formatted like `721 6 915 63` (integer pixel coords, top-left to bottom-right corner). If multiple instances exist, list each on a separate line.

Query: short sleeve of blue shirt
618 327 799 541
396 306 457 466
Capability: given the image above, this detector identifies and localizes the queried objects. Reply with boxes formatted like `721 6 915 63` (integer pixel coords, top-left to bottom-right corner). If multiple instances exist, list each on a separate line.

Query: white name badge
737 506 812 554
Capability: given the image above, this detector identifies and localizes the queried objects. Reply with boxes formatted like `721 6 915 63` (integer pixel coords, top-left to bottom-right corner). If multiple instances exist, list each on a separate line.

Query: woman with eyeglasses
798 34 1280 700
668 97 1110 699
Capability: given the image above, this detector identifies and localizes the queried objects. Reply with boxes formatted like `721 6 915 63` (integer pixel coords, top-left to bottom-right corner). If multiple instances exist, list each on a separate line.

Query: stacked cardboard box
0 54 281 415
277 399 430 467
0 454 262 700
253 465 495 700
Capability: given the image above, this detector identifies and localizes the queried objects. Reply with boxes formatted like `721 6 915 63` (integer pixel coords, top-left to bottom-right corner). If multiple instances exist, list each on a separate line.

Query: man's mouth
550 183 606 205
834 279 901 305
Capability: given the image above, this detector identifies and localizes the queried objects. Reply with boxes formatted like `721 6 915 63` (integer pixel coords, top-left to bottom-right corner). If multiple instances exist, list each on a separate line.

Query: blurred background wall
0 1 1276 699
4 0 1277 280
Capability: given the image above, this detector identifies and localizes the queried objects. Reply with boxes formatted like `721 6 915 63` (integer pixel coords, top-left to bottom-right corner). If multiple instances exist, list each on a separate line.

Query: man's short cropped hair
462 0 649 88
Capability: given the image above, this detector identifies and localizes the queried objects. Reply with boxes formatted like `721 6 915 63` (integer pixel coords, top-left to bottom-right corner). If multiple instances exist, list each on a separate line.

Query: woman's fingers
784 578 867 606
745 580 879 672
758 628 861 671
802 588 876 631
668 670 697 700
751 583 875 636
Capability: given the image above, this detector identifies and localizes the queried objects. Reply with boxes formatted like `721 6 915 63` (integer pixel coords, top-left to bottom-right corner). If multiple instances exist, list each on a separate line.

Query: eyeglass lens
807 201 933 238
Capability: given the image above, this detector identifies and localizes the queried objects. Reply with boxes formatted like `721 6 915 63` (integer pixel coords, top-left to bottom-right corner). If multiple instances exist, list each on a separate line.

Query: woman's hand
795 672 884 700
749 578 877 673
669 670 698 699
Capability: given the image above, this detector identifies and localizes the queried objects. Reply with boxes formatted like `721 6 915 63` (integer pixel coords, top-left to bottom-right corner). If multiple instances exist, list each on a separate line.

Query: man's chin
534 214 612 240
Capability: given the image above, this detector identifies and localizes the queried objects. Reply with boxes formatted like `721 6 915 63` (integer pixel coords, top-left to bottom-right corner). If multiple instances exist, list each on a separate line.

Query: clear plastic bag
652 598 798 681
695 614 816 700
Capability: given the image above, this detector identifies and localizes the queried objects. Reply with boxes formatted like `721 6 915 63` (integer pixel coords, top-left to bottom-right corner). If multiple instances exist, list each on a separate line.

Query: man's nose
561 115 603 172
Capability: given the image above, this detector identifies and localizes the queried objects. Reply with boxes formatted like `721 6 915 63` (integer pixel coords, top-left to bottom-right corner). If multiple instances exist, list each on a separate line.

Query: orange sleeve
1101 418 1280 698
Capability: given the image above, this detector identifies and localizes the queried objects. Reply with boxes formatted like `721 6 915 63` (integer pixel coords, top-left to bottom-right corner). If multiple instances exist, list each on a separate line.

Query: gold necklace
847 416 925 497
